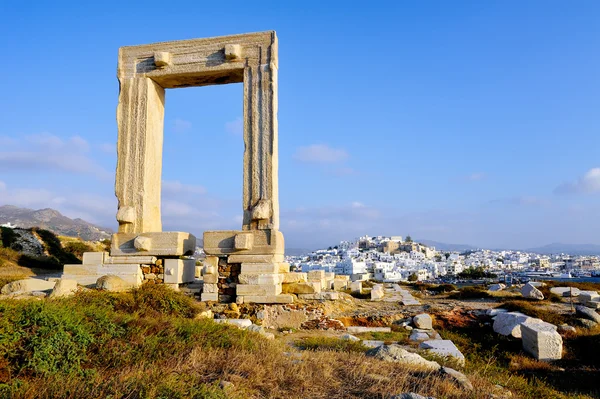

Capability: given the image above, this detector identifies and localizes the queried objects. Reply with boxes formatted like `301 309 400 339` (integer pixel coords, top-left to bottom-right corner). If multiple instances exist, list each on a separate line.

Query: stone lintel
203 229 283 256
104 255 158 264
236 283 282 296
110 232 196 256
227 254 284 264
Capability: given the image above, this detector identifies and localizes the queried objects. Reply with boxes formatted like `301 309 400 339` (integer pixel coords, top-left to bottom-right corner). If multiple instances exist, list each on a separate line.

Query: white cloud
0 133 109 179
555 168 600 194
225 117 243 135
172 118 192 133
293 144 349 164
489 196 549 207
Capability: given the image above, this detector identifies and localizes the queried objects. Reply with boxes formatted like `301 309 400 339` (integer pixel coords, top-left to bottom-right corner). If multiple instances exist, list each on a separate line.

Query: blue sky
0 1 599 249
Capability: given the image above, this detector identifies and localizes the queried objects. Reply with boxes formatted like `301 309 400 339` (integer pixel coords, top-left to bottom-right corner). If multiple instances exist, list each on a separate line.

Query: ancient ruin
64 31 300 303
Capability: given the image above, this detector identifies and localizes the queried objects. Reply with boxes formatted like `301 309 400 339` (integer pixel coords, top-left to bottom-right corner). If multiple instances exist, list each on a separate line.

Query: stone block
236 283 282 296
278 262 290 273
1 278 56 294
308 281 322 293
298 292 339 300
96 275 135 292
164 259 196 284
82 252 107 265
238 273 284 285
371 284 385 301
282 272 307 283
419 339 465 366
203 274 218 284
224 43 242 60
333 280 348 291
228 254 284 263
579 291 600 303
111 232 196 256
195 266 202 278
203 265 217 275
242 294 294 304
335 275 350 281
63 263 143 287
48 278 78 298
153 51 171 67
521 321 563 360
201 292 219 301
307 270 325 281
234 233 254 250
282 282 318 294
241 263 279 273
550 287 580 297
350 281 362 294
203 256 219 268
324 272 335 280
105 255 157 264
203 283 219 293
203 229 284 256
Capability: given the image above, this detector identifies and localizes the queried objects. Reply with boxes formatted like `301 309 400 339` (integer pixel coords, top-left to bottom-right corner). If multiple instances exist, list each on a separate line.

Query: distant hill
0 205 112 241
524 243 600 256
416 239 477 252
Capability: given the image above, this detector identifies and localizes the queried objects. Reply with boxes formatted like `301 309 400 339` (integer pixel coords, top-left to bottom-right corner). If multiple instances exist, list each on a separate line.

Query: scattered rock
409 329 441 342
557 324 576 334
575 306 600 324
347 326 391 334
487 308 508 317
550 287 580 297
341 333 360 342
96 275 131 292
196 309 214 319
391 394 435 399
1 278 56 295
419 340 465 366
521 283 544 300
49 278 78 298
219 380 234 391
362 340 385 348
493 312 537 338
488 283 505 292
439 366 473 390
576 318 598 329
365 344 441 371
214 319 253 329
413 313 433 329
371 284 385 301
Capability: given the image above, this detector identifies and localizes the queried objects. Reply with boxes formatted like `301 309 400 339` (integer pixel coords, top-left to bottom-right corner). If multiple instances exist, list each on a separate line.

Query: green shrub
0 227 17 248
17 254 62 270
33 228 79 265
63 241 93 259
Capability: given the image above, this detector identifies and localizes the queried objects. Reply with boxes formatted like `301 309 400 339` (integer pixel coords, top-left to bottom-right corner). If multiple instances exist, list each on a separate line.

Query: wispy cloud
0 133 109 179
99 143 116 154
225 117 243 135
172 118 192 133
162 180 206 195
293 144 349 164
554 168 600 194
489 196 549 207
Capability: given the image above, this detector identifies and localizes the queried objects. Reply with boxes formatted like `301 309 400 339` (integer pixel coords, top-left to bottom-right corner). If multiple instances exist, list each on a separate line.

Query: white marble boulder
521 283 544 300
521 321 562 361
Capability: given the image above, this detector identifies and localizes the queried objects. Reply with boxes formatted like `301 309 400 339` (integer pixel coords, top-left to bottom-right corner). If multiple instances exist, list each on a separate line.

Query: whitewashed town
286 234 600 283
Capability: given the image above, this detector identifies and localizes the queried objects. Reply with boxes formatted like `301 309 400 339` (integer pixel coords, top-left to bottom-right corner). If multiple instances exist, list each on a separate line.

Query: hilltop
0 205 113 241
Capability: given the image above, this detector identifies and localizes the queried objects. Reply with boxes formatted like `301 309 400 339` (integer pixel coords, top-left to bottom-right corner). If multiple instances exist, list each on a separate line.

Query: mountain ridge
0 205 113 242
